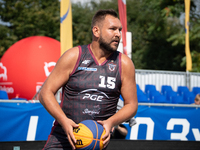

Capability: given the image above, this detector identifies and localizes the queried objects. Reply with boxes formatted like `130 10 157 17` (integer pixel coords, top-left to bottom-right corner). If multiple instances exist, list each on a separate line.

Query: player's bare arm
99 53 138 145
120 53 138 120
39 47 80 149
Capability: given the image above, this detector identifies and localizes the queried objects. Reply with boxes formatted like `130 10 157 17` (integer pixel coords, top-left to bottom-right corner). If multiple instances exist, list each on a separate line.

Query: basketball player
39 9 138 150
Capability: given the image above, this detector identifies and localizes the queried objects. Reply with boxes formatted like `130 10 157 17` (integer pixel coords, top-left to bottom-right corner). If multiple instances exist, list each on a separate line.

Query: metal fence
32 69 200 101
135 69 200 92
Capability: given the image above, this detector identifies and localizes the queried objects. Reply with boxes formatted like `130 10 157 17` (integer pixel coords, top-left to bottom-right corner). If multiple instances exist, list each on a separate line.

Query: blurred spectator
111 124 128 139
113 96 137 139
194 94 200 105
111 117 136 139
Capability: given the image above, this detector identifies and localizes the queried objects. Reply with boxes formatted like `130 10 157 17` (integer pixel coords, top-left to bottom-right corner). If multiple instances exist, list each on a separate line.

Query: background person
194 94 200 105
39 9 138 150
111 96 137 139
111 117 136 139
111 124 128 139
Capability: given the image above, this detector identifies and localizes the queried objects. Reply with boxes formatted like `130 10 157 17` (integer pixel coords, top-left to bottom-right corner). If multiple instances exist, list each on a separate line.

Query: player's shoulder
62 46 80 58
120 53 135 82
56 46 80 68
120 53 135 69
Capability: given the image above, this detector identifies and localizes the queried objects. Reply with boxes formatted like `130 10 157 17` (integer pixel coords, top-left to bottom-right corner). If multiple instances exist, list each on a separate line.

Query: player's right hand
62 118 79 150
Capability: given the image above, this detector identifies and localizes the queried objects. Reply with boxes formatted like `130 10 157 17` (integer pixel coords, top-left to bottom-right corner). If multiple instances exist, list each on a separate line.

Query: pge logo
0 62 7 81
79 89 109 102
83 94 103 102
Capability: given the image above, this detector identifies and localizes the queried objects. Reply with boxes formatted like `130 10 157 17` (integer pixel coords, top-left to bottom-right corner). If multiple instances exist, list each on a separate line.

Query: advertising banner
0 103 199 141
124 105 200 141
0 103 54 141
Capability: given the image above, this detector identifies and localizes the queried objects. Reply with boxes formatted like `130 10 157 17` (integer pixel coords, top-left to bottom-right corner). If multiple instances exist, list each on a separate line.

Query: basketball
73 120 106 150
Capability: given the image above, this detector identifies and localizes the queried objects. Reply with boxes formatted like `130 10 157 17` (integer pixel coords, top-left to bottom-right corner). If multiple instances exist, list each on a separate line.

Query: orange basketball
73 120 106 150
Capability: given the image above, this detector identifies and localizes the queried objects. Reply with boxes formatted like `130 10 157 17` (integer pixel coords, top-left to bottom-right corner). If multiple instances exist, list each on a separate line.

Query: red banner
118 0 127 55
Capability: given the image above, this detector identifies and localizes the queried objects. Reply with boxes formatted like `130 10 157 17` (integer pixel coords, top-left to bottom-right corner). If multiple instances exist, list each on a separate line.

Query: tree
1 0 200 72
0 0 60 58
165 0 200 72
126 0 187 71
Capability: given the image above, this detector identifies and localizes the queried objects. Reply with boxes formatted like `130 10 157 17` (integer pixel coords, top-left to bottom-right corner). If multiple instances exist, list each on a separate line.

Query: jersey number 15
99 75 116 89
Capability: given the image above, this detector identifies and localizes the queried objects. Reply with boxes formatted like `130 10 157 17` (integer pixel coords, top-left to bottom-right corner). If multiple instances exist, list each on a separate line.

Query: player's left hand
97 120 112 149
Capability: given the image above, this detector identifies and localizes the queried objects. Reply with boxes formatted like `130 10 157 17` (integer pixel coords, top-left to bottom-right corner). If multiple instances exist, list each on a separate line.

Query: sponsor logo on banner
0 62 7 81
0 62 14 94
44 62 56 77
35 62 56 93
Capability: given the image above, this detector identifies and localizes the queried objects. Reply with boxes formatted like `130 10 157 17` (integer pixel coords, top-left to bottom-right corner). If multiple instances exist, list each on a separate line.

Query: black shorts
43 126 71 150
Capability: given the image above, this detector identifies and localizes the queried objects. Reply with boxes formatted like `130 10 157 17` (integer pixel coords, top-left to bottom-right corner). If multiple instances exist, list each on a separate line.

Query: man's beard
99 35 119 53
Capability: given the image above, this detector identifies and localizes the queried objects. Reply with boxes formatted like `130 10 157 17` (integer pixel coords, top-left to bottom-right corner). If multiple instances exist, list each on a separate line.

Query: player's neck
90 42 112 64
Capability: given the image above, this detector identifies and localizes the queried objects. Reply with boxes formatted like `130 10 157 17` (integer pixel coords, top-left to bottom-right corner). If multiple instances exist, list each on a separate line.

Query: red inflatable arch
0 36 60 100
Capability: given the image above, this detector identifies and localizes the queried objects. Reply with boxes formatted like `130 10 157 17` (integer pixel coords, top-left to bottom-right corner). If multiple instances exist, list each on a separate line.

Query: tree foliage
127 0 183 70
0 0 200 72
0 0 60 57
165 0 200 72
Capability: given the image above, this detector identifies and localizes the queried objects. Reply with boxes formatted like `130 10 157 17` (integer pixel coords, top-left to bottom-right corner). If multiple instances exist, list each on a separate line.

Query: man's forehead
103 15 122 26
93 15 121 29
104 14 119 21
104 15 121 24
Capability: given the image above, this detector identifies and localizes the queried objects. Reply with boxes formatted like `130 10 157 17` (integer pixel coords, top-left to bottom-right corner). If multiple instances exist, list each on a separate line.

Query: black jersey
61 44 122 123
43 44 122 149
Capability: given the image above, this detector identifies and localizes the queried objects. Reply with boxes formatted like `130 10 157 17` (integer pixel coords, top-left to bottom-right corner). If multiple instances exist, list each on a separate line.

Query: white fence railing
135 69 200 92
32 69 200 100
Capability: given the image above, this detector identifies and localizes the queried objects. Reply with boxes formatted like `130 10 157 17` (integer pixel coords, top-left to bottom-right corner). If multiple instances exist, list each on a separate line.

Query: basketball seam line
93 121 98 150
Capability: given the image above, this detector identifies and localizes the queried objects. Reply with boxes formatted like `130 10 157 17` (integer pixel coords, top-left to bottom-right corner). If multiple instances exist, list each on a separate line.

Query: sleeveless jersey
43 44 122 149
61 44 122 123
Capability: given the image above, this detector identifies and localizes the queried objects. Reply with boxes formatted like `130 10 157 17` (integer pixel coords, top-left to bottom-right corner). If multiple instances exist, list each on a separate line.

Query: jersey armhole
119 52 122 82
69 46 82 76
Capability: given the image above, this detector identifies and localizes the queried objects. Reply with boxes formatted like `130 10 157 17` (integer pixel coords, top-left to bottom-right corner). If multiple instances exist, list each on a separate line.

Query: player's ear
92 26 100 38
